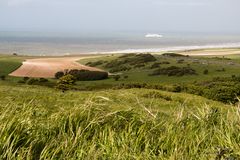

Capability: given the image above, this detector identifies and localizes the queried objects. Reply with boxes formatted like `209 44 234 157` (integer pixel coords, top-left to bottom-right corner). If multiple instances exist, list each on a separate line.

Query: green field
1 51 240 159
0 55 24 76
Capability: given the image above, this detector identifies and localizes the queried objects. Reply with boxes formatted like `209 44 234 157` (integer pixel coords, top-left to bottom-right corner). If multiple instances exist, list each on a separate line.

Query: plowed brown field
9 57 103 78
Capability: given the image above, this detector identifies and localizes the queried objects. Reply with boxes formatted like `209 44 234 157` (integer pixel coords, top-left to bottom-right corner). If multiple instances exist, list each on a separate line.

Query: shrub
17 77 30 84
216 68 225 72
17 80 25 84
26 78 39 85
55 71 64 79
0 75 6 80
202 85 240 103
183 76 240 103
68 69 108 81
203 69 209 75
150 66 197 77
172 85 182 92
39 78 48 83
134 64 145 68
113 75 121 81
105 53 156 69
159 61 170 64
162 53 186 57
109 66 131 73
86 60 105 67
58 74 76 85
177 59 184 64
150 63 160 69
55 74 76 91
23 77 30 82
123 75 129 79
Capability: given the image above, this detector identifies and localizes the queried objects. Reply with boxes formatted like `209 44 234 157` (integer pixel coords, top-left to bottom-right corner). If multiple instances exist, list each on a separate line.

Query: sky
0 0 239 33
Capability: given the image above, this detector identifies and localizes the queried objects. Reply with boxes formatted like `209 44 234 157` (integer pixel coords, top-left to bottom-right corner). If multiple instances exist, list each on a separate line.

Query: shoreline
97 43 240 54
2 47 239 58
1 43 240 57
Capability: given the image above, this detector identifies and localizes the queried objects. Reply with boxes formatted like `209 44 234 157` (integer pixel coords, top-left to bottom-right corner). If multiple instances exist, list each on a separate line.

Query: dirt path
9 56 103 78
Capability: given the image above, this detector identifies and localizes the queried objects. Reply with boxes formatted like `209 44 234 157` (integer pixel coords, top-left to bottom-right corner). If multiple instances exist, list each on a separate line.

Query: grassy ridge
79 53 240 84
0 55 23 76
1 85 240 159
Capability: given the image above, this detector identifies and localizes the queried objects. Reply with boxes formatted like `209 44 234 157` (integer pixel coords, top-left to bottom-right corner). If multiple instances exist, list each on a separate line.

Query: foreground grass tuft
0 87 240 159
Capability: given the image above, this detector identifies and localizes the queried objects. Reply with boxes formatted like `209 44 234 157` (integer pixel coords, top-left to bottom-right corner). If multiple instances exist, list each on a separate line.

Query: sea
0 31 240 56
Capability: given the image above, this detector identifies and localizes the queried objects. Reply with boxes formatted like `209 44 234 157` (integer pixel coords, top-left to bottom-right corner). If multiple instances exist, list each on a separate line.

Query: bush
203 85 240 103
174 85 184 93
26 78 39 85
113 75 121 81
68 69 108 81
203 69 209 75
39 78 49 83
159 61 170 64
150 63 160 69
0 75 6 80
109 66 131 73
150 66 197 77
177 59 184 64
55 71 64 79
183 76 240 103
86 60 105 67
216 68 225 72
105 53 156 69
134 64 145 68
55 74 76 91
123 75 129 79
17 80 25 84
162 53 186 57
23 77 30 82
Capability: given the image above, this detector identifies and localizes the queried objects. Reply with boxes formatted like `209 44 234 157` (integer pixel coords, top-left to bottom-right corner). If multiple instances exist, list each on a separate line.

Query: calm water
0 31 240 55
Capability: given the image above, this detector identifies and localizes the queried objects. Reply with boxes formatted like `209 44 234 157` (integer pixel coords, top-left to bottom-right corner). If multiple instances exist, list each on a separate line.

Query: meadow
1 50 240 159
0 55 24 76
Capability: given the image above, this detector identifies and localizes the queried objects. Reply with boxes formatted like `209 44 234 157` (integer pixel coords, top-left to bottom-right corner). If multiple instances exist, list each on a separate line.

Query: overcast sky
0 0 239 33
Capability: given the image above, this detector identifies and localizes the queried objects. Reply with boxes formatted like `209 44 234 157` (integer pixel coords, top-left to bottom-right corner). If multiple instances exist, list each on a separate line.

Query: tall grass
0 95 240 160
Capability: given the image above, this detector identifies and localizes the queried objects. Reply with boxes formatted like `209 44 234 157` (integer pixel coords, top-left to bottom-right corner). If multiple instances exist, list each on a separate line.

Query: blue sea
0 31 240 55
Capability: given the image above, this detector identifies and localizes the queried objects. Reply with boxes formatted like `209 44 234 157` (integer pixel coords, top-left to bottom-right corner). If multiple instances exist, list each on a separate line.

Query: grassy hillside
0 55 24 76
1 52 240 159
1 84 240 159
79 53 240 84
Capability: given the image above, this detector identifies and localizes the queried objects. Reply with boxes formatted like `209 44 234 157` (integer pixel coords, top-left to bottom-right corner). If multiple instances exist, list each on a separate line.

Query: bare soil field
9 56 103 78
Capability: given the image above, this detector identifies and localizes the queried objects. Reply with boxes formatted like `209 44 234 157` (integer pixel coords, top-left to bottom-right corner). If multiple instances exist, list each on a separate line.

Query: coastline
96 43 240 55
3 43 240 57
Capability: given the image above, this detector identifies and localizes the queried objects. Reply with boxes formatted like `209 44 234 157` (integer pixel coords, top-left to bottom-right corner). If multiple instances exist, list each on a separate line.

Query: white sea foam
98 42 240 54
145 34 163 38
